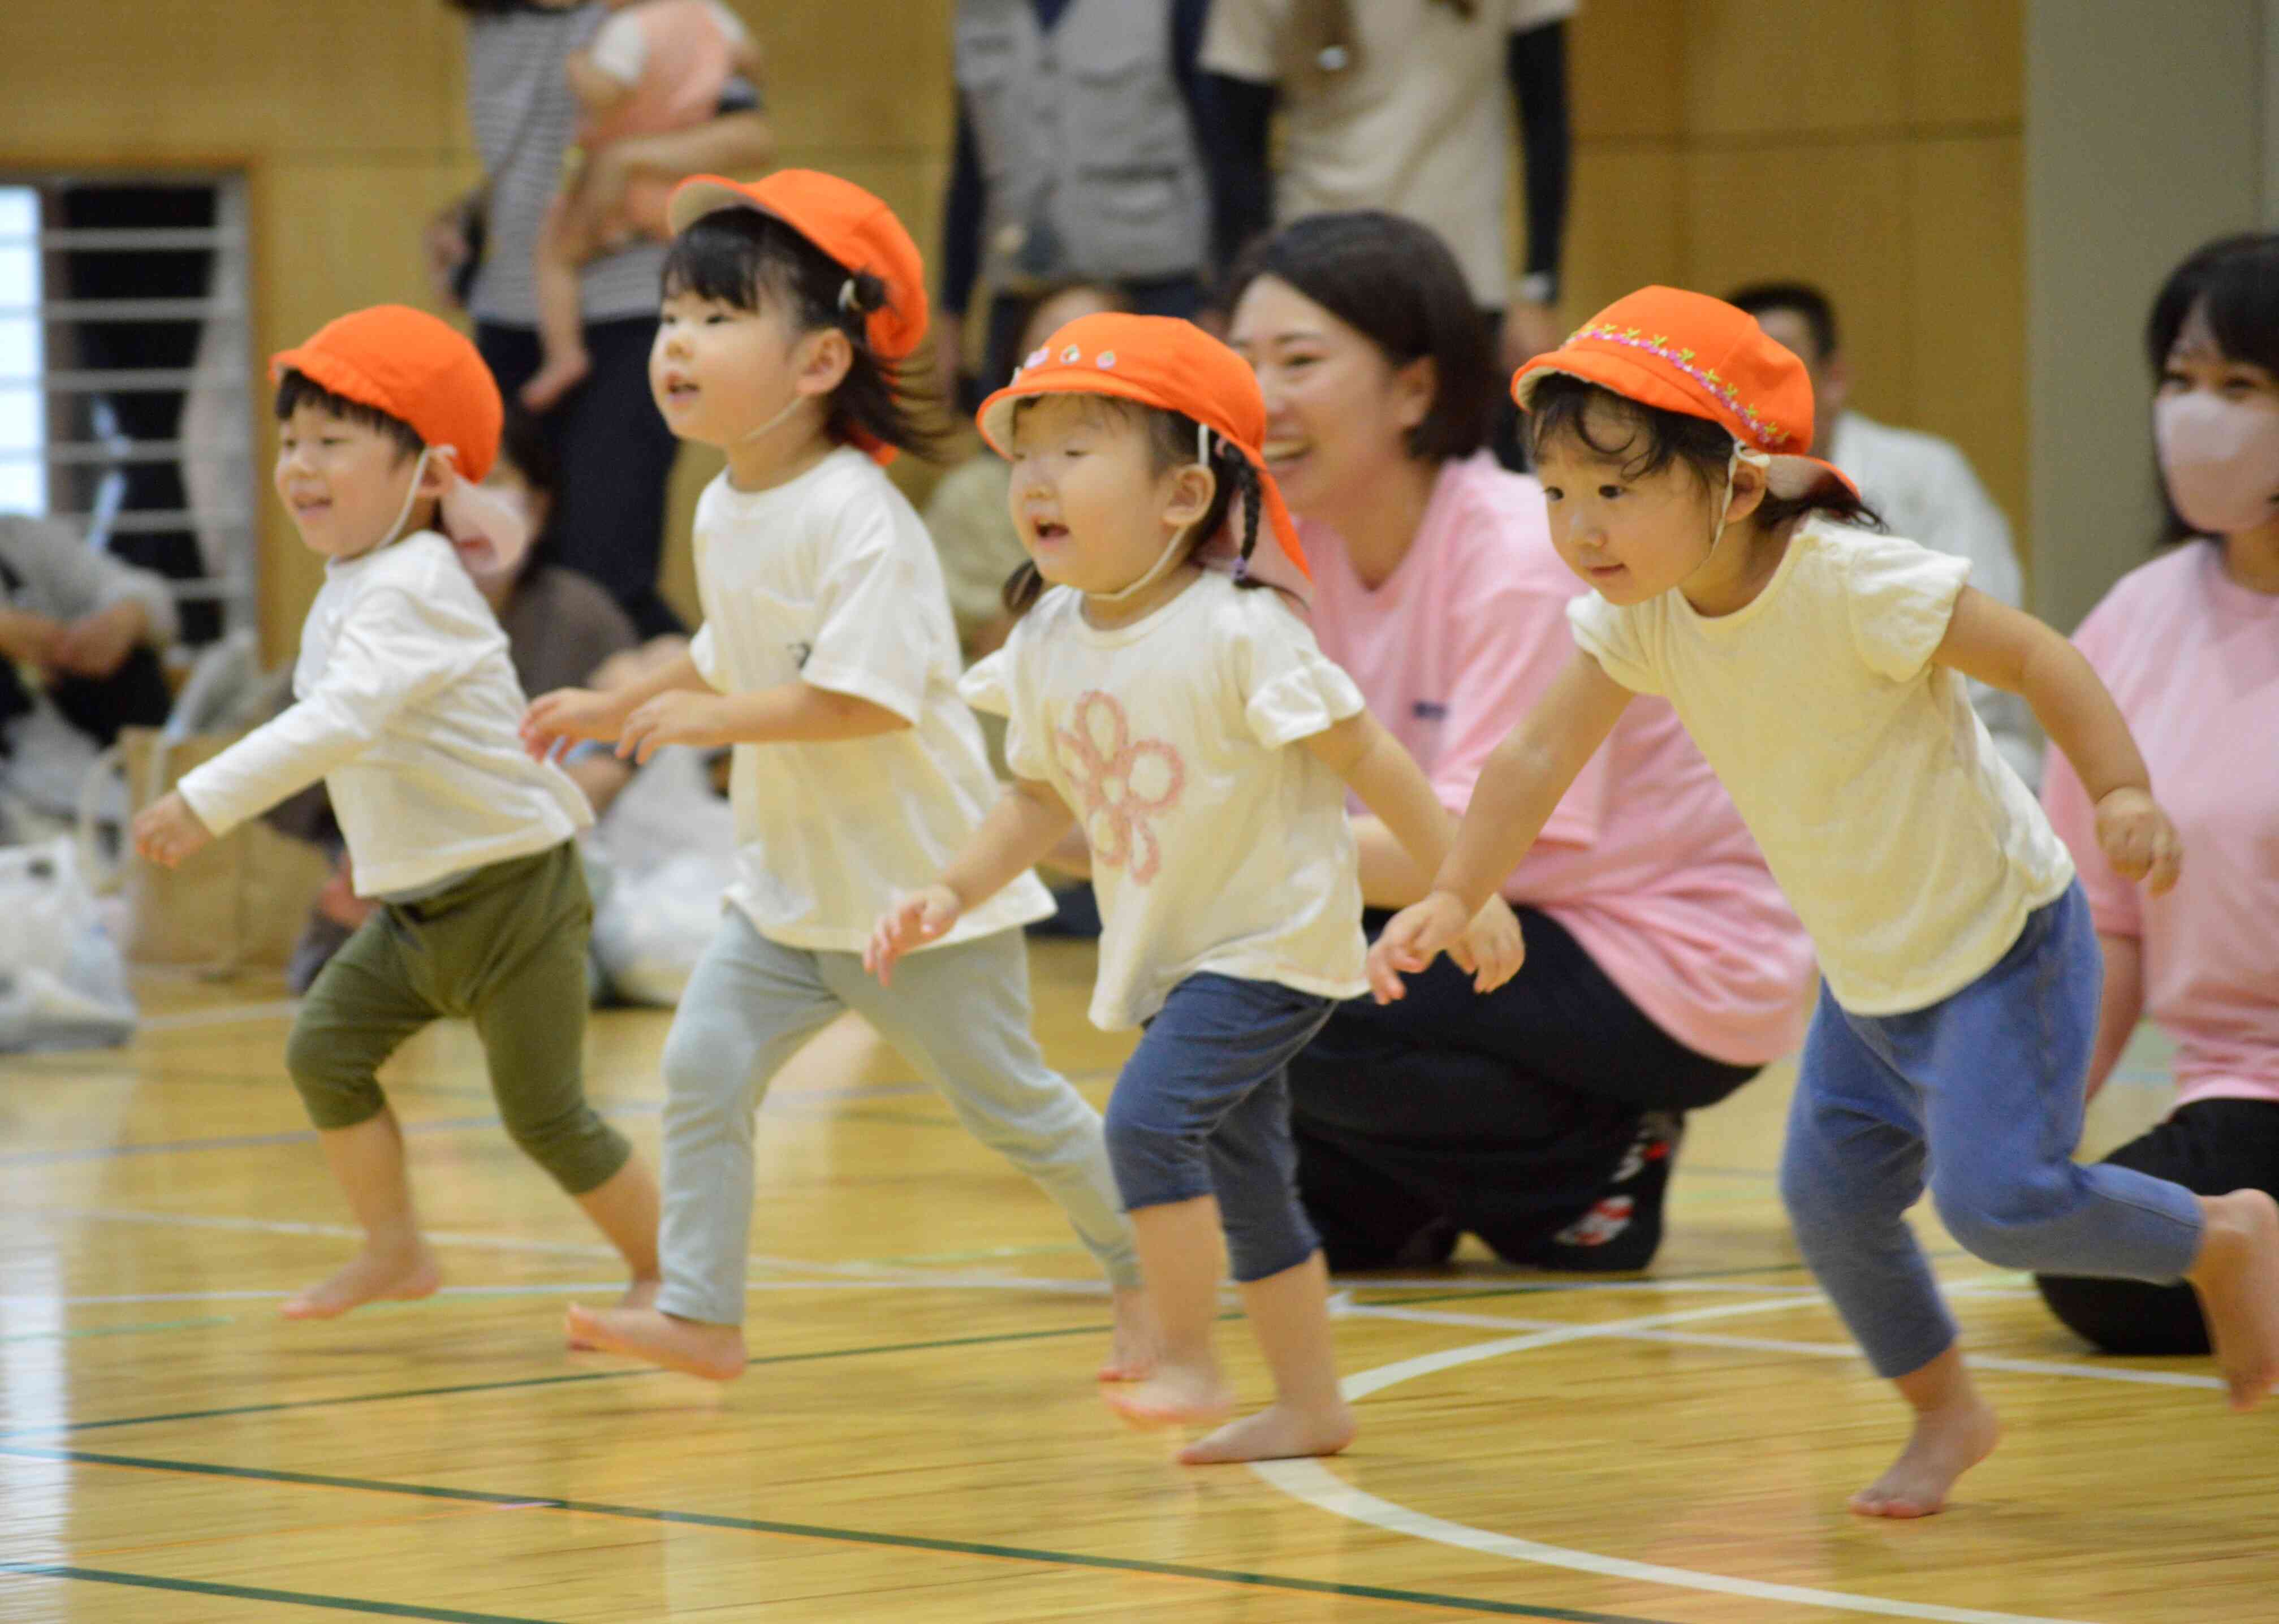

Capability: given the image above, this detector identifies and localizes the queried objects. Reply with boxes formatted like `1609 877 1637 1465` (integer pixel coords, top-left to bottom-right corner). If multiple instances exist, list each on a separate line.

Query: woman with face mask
2034 234 2279 1354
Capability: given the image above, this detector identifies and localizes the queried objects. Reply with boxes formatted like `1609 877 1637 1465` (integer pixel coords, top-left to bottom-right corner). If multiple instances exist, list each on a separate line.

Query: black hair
1725 281 1840 362
1221 210 1499 464
1525 373 1884 535
2144 232 2279 546
999 398 1267 616
274 369 425 462
660 208 945 460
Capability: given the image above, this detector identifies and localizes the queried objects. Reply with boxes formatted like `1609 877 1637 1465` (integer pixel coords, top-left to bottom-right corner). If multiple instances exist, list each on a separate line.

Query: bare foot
1099 1288 1160 1382
2186 1190 2279 1411
1100 1360 1234 1430
562 1303 746 1381
566 1277 661 1350
1848 1395 2000 1519
520 351 590 413
280 1245 442 1320
1177 1398 1356 1466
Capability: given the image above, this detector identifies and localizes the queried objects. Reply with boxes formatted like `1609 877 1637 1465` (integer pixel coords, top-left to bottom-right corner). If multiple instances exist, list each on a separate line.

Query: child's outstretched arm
1933 587 2181 893
864 776 1073 984
611 677 913 765
1367 650 1632 1003
523 650 710 760
1302 711 1523 994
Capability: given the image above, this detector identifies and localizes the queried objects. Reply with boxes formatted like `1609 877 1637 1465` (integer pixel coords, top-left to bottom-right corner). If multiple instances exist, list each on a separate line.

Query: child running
1369 287 2279 1518
131 304 661 1321
866 313 1521 1463
523 170 1149 1382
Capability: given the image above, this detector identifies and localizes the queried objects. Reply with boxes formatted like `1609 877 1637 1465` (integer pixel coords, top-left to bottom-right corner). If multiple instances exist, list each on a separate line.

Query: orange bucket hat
976 313 1311 586
269 304 502 483
667 169 929 364
1512 286 1859 501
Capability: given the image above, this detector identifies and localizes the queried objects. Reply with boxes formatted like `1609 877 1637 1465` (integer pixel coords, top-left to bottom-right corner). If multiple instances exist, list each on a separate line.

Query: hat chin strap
737 387 816 447
1704 442 1772 560
1093 422 1216 606
378 446 437 551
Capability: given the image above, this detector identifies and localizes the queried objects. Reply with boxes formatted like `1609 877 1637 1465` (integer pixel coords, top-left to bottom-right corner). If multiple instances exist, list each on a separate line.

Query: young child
1369 287 2279 1518
521 0 762 412
131 304 661 1322
523 170 1150 1383
865 312 1521 1464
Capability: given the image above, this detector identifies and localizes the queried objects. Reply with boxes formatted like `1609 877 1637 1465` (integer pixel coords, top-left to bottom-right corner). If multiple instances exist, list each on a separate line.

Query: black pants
2036 1098 2279 1354
1288 907 1758 1273
477 317 685 640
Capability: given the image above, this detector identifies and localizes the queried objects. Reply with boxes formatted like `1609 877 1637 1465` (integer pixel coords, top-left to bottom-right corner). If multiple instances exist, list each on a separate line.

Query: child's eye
1540 485 1563 502
1598 485 1624 500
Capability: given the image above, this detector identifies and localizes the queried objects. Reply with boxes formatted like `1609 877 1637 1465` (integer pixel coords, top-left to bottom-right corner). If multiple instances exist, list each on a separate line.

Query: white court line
1255 1289 2118 1624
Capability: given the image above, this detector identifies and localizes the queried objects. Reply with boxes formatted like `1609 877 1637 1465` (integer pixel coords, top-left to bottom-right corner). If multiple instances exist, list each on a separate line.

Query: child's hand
1448 894 1525 994
2095 786 2183 895
1366 890 1473 1004
615 691 731 764
523 686 628 759
863 884 962 986
131 792 213 869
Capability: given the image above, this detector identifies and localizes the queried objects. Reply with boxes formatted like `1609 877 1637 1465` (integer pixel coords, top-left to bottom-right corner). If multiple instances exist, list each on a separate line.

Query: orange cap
269 304 502 483
667 170 929 364
975 313 1310 583
1512 286 1858 501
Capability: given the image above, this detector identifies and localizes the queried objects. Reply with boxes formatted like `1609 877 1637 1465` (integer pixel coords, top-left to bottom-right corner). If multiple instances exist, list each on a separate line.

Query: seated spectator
2034 234 2279 1354
1227 213 1813 1272
1728 280 2041 785
0 514 178 837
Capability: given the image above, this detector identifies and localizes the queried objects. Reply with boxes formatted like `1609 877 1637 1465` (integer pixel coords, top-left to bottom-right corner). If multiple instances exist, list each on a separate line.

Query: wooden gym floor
0 939 2269 1623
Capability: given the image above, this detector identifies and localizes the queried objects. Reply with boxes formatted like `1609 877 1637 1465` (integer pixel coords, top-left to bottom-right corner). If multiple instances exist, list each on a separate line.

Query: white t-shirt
1565 524 2073 1016
1201 0 1578 306
176 530 590 897
963 572 1369 1031
687 447 1052 952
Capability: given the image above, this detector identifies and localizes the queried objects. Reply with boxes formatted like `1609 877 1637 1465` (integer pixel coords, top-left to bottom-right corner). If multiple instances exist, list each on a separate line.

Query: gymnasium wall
0 0 2031 657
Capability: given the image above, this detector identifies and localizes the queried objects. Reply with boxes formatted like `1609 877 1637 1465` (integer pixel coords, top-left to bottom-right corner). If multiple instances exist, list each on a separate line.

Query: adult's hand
49 601 147 679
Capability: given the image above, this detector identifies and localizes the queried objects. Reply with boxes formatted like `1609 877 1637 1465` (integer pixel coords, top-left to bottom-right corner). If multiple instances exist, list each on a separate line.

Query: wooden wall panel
1683 0 1910 137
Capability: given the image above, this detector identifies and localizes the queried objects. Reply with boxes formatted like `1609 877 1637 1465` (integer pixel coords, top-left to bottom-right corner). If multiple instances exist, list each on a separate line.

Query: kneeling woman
1226 213 1814 1271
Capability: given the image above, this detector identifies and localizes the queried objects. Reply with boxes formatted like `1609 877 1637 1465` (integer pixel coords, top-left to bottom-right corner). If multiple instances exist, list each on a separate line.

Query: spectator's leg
542 315 685 639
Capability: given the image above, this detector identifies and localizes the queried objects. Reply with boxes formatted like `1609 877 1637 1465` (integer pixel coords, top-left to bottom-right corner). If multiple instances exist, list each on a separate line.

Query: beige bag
89 727 332 974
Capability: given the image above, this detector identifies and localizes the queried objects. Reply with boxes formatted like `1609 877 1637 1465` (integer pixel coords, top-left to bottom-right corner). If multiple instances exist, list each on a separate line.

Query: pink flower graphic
1053 690 1186 885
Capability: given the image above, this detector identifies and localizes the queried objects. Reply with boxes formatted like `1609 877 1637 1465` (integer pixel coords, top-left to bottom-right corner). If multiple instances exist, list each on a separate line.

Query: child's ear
413 446 454 499
1162 461 1216 531
1723 456 1769 528
798 328 856 398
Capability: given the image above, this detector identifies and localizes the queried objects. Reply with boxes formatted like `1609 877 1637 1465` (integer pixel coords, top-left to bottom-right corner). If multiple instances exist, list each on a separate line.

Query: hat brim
976 367 1311 584
1513 351 1859 504
666 178 764 237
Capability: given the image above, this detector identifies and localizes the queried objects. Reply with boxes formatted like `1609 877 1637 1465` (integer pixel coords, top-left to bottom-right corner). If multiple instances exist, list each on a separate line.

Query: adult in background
1728 280 2040 785
1226 213 1813 1271
2034 235 2279 1354
430 0 773 638
937 0 1216 412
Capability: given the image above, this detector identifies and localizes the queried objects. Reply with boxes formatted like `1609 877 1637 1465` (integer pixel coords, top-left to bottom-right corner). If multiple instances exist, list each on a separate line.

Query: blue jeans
1105 974 1334 1284
1779 883 2204 1378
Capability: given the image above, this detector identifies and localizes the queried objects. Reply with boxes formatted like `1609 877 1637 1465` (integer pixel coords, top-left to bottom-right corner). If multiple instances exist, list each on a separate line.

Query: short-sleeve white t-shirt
1565 523 2073 1015
688 447 1053 952
963 571 1369 1030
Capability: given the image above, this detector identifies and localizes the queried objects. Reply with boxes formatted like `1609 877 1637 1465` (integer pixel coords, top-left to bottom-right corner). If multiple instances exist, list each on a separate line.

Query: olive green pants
286 841 630 1196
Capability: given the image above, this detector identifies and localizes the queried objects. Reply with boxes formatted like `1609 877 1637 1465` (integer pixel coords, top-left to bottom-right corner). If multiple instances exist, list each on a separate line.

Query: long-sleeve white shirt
1824 411 2043 787
177 531 589 896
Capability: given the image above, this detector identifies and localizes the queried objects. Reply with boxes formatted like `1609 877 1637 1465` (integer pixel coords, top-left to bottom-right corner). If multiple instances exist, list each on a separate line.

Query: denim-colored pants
1779 884 2204 1378
1104 973 1335 1284
655 912 1141 1325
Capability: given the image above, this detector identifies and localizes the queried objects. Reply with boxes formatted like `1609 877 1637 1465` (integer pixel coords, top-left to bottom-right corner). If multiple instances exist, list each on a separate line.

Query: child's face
1006 396 1211 597
273 403 429 562
650 286 819 451
1534 398 1723 606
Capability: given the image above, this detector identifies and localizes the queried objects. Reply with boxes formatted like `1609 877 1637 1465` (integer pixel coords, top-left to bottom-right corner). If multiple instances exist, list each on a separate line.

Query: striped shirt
462 2 755 328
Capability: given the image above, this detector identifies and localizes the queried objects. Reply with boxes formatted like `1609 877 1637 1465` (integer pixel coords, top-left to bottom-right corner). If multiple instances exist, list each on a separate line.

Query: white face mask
2153 391 2279 535
1093 422 1217 605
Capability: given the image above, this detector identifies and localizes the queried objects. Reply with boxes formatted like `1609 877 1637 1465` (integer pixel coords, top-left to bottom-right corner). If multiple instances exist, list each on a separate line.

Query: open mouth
1262 440 1309 473
659 376 700 408
1029 520 1069 546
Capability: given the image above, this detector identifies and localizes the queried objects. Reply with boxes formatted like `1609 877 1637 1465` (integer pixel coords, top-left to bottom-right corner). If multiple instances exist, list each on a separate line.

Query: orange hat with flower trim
270 304 502 482
1512 286 1860 502
976 313 1311 586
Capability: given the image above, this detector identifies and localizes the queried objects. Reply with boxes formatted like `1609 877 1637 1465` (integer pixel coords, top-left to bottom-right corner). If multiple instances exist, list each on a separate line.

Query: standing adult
430 0 773 638
2034 235 2279 1354
1226 213 1813 1271
937 0 1216 411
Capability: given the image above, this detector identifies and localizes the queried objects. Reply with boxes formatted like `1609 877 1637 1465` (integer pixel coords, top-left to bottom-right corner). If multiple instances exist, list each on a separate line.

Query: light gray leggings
655 911 1141 1324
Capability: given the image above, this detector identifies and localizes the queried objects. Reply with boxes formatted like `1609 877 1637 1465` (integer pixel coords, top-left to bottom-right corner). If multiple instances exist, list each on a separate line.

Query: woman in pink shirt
2036 235 2279 1353
1225 213 1815 1271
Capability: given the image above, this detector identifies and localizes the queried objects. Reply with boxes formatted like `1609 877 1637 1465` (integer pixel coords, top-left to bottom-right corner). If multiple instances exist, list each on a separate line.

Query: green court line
0 1561 560 1623
5 1448 1677 1624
